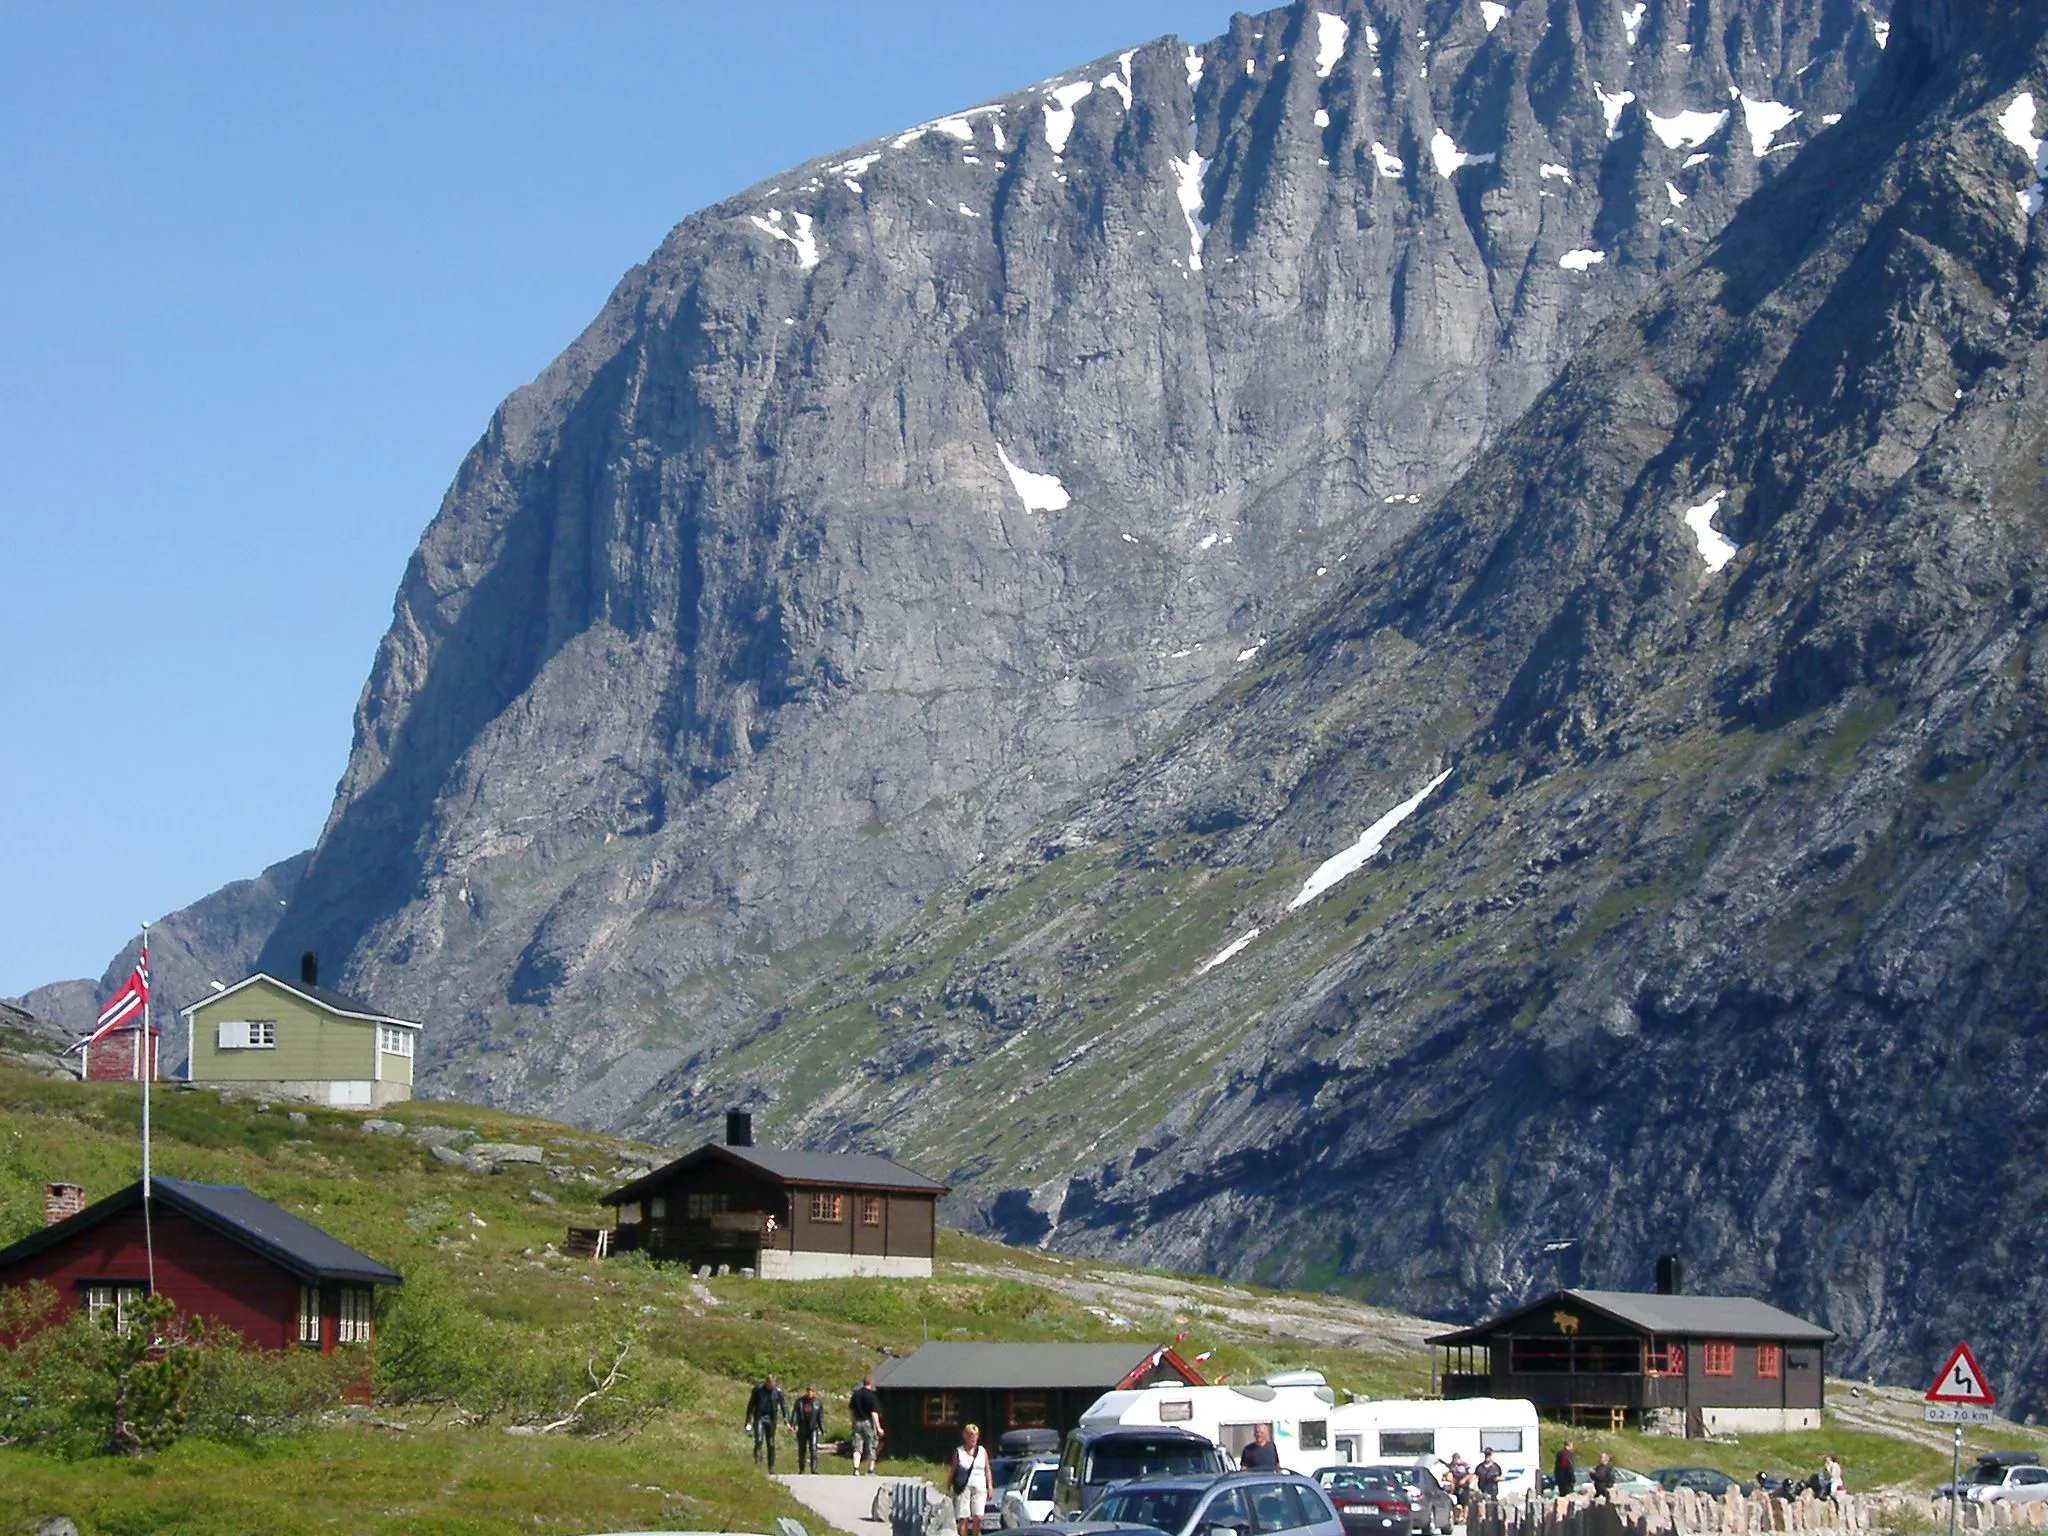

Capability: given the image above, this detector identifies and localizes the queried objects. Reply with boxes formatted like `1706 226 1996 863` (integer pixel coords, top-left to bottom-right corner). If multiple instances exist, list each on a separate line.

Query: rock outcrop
255 0 1880 1125
652 0 2048 1414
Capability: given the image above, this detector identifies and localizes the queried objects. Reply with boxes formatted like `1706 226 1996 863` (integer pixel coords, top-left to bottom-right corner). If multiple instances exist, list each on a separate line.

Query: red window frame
1666 1343 1685 1376
1703 1340 1736 1377
1756 1343 1781 1379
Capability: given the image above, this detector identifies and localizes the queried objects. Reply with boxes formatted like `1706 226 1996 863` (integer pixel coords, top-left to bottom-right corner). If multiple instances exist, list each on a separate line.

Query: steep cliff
264 0 1881 1123
654 0 2048 1413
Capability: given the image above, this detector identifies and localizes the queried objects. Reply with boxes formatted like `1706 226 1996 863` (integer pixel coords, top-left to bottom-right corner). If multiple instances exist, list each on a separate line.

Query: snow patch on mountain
996 445 1071 512
1288 771 1454 911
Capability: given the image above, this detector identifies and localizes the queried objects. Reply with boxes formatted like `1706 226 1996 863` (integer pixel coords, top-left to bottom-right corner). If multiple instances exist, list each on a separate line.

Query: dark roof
1428 1288 1834 1346
601 1142 948 1205
870 1343 1198 1391
0 1176 402 1287
183 972 415 1026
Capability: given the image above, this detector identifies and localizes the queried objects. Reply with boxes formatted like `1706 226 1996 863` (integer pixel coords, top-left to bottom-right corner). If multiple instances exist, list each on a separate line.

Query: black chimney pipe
726 1109 753 1148
300 951 319 987
1656 1254 1683 1295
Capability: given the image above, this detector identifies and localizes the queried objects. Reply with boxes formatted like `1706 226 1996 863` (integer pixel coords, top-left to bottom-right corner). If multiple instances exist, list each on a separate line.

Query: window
1756 1343 1781 1379
1508 1337 1572 1372
923 1391 962 1427
1159 1398 1194 1422
216 1020 276 1049
299 1286 323 1347
1381 1430 1436 1458
1665 1343 1686 1376
619 1201 643 1225
1249 1483 1315 1535
809 1192 844 1223
861 1195 883 1226
649 1197 667 1220
84 1283 146 1335
338 1286 373 1345
376 1024 413 1056
1300 1419 1329 1450
1481 1430 1524 1454
1009 1391 1048 1427
1703 1340 1736 1377
686 1191 729 1219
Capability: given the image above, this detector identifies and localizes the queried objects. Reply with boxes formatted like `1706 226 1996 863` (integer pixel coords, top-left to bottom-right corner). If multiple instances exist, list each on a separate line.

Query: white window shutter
216 1020 244 1049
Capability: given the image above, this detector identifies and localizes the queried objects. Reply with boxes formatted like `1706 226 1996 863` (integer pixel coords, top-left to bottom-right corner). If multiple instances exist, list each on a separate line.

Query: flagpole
139 923 155 1292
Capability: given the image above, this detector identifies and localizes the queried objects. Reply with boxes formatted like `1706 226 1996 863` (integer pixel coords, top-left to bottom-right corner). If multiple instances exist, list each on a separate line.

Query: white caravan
1078 1375 1540 1491
1327 1397 1541 1494
1078 1372 1343 1472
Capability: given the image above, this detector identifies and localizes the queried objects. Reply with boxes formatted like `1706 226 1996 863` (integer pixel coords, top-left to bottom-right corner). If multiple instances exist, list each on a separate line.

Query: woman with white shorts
952 1423 992 1536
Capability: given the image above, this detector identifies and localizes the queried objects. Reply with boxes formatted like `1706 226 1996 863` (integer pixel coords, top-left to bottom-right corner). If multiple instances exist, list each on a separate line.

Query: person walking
1589 1453 1616 1502
793 1383 827 1474
952 1422 993 1536
746 1373 788 1470
1553 1440 1576 1499
1240 1423 1281 1469
850 1374 884 1474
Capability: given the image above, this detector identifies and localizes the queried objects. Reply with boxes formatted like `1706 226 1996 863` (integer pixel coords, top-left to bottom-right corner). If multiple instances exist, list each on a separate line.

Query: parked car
1082 1470 1345 1536
1313 1466 1439 1536
1654 1468 1748 1498
1314 1464 1454 1536
1964 1455 2048 1505
1053 1427 1230 1520
1003 1461 1061 1527
1605 1469 1660 1499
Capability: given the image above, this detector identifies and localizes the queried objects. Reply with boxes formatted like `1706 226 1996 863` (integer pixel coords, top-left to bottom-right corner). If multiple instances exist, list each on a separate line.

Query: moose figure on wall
1552 1311 1581 1336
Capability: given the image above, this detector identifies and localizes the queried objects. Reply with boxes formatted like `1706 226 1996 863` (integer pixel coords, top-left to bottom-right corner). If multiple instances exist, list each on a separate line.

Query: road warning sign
1926 1341 1996 1406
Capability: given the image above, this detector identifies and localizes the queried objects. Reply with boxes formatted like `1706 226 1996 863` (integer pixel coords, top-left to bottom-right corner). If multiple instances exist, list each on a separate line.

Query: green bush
0 1284 349 1457
374 1265 699 1432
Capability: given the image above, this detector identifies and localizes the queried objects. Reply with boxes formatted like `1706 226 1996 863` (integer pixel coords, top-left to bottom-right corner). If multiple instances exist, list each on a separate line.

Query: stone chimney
45 1183 84 1225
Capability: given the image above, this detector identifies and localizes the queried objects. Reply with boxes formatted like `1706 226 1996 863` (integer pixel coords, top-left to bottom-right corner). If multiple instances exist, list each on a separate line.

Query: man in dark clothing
1476 1449 1504 1506
850 1375 884 1474
1553 1441 1576 1498
793 1383 827 1474
1590 1453 1617 1502
746 1374 788 1469
1240 1424 1281 1469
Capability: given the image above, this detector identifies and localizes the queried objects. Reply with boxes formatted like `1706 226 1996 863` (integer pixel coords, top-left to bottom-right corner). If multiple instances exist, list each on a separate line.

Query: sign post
1925 1341 1997 1536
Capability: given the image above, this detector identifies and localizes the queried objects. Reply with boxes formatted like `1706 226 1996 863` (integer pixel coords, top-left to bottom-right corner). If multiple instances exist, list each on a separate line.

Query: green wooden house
182 954 421 1109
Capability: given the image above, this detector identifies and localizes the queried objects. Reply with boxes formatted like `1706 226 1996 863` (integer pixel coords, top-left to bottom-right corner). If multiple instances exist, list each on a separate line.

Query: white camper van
1326 1397 1540 1494
1079 1371 1341 1472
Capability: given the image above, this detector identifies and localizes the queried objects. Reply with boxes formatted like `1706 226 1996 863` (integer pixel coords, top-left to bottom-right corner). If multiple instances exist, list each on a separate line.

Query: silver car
1083 1470 1346 1536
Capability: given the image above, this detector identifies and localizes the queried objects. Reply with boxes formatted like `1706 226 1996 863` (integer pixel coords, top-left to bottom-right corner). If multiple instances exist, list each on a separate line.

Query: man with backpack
746 1373 788 1470
792 1383 828 1474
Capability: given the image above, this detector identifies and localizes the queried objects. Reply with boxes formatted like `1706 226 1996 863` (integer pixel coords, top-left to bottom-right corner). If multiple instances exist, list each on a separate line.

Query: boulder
471 1142 544 1165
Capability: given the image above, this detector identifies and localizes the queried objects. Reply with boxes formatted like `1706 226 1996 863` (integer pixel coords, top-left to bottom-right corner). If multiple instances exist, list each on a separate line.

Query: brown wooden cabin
0 1177 401 1355
872 1341 1208 1461
599 1115 946 1279
1430 1287 1833 1436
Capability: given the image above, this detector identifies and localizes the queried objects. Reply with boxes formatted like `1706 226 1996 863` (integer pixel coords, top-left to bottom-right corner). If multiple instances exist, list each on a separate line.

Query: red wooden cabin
0 1176 401 1353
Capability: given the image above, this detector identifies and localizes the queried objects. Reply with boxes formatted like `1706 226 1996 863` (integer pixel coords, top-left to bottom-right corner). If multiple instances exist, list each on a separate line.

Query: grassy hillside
0 1052 1423 1535
1 1046 2037 1535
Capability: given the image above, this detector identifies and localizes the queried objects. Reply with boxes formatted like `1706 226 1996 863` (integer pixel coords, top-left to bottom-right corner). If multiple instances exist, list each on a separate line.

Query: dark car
1316 1465 1453 1536
1053 1428 1230 1520
1083 1470 1345 1536
1312 1468 1426 1536
1654 1468 1747 1498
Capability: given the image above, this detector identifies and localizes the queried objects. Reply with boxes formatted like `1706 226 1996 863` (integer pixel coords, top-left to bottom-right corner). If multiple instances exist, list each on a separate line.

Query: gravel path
777 1473 927 1536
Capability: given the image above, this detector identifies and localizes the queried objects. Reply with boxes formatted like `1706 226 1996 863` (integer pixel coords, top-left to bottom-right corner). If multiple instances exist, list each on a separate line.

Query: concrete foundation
757 1249 933 1280
1697 1407 1821 1435
198 1079 413 1109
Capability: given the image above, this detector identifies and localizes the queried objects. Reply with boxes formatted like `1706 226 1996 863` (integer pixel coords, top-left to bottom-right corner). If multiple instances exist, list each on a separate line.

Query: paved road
777 1473 925 1536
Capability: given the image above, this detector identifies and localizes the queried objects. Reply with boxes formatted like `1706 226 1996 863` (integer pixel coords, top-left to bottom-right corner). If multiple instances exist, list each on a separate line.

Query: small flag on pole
1193 1350 1214 1363
87 944 151 1044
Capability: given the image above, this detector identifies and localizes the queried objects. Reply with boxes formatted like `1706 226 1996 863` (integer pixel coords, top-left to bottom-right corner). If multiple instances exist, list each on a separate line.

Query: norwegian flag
1192 1350 1215 1363
86 944 150 1043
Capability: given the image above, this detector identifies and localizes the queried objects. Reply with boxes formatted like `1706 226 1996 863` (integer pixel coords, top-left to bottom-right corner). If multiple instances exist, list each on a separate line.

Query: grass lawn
0 1418 815 1536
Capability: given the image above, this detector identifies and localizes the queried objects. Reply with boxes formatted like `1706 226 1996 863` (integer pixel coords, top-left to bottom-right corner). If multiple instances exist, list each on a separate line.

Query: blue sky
0 1 1242 998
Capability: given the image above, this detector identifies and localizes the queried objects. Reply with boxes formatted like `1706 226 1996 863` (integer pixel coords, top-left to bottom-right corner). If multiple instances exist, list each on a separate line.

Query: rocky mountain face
654 0 2048 1413
255 0 1881 1126
14 852 308 1073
